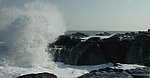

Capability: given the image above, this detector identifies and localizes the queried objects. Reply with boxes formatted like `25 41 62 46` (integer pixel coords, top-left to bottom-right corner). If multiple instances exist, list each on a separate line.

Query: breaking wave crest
0 0 66 67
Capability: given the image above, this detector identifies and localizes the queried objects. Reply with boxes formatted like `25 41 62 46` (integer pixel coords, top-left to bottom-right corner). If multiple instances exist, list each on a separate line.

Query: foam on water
0 1 145 78
0 0 66 67
0 62 114 78
0 1 113 77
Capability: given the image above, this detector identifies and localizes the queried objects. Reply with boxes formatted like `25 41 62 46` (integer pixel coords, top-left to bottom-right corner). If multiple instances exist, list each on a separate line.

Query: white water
0 1 112 78
0 0 65 67
0 0 144 78
0 62 114 78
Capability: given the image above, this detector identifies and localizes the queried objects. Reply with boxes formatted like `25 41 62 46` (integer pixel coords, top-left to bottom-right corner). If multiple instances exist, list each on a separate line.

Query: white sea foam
0 62 145 78
0 0 145 78
0 62 114 78
0 0 66 67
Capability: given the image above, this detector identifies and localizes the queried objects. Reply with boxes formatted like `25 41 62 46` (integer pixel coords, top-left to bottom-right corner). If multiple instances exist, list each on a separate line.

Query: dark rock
138 31 148 35
77 44 106 65
54 35 80 46
78 66 149 78
49 30 150 66
54 35 71 46
86 37 101 43
99 37 120 63
69 42 88 65
125 32 130 35
100 36 132 63
48 46 71 64
104 32 111 36
125 34 150 65
69 41 106 65
51 49 60 61
90 70 98 73
78 68 133 78
17 72 57 78
56 47 71 64
68 32 89 39
148 29 150 32
98 67 124 72
48 43 55 48
130 32 136 36
126 67 150 78
95 32 111 36
95 33 104 36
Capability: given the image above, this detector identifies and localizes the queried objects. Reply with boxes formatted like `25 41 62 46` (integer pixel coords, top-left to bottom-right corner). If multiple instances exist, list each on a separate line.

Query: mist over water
0 0 66 67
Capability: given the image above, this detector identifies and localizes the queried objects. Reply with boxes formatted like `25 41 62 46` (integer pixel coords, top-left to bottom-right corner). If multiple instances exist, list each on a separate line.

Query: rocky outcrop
125 34 150 65
100 36 133 63
17 72 57 78
78 67 149 78
78 68 133 78
48 29 150 66
96 32 111 36
55 47 71 64
126 67 149 78
67 32 89 39
54 35 80 47
69 40 106 65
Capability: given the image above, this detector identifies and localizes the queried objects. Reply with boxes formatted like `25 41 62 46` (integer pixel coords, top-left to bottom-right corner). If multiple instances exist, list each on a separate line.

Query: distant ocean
65 30 137 36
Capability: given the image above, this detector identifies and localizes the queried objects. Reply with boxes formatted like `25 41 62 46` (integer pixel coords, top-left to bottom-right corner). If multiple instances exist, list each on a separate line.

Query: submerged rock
17 72 57 78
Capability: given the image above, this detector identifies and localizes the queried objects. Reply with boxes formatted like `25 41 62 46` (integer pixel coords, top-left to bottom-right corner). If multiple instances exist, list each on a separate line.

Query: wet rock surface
48 29 150 66
78 68 133 78
70 42 106 65
17 72 57 78
126 67 149 78
78 66 149 78
125 34 150 65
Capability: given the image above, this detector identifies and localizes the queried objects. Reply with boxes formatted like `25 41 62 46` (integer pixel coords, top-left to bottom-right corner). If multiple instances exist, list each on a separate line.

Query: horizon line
66 29 148 32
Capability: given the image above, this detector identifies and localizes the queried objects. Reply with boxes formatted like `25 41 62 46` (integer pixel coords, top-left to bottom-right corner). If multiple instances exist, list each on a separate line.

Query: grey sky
1 0 150 31
50 0 150 31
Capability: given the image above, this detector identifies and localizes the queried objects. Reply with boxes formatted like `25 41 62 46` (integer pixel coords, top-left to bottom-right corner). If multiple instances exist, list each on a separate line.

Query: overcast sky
1 0 150 31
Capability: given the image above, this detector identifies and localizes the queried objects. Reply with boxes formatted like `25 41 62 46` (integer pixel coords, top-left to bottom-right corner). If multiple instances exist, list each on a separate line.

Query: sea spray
0 0 66 67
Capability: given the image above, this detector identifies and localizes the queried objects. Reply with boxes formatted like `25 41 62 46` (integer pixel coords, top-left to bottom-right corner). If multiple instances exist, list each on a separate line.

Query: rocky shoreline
48 29 150 66
78 65 149 78
18 29 150 78
18 64 149 78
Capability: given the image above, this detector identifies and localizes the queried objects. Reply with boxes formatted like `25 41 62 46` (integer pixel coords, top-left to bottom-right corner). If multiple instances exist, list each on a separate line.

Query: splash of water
0 0 66 67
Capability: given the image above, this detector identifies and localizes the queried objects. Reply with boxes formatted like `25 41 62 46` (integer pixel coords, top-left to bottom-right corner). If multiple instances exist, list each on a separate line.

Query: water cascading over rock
125 34 150 65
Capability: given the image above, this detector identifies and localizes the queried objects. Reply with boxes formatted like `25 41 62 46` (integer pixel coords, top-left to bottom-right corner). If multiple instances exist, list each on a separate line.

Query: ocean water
0 0 114 78
0 0 144 78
